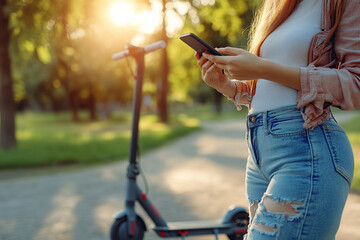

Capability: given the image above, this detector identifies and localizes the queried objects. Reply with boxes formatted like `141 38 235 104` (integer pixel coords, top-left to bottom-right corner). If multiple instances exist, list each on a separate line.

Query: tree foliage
6 0 260 118
8 0 137 114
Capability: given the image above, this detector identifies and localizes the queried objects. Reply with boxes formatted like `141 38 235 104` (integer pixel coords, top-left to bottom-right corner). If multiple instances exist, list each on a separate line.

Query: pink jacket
233 0 360 129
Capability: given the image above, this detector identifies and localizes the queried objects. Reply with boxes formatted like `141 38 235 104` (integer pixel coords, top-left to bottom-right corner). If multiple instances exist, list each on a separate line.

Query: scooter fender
113 211 147 232
221 206 248 224
113 211 127 220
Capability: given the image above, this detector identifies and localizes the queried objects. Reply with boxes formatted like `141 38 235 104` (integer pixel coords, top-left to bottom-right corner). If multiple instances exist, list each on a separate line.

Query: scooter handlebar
112 50 129 61
112 40 166 61
144 40 166 54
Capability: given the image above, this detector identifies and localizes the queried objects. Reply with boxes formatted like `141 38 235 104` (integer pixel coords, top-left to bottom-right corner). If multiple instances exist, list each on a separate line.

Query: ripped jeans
245 105 354 240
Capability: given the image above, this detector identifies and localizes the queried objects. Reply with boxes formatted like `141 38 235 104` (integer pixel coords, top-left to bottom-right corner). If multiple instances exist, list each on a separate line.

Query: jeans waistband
247 105 304 129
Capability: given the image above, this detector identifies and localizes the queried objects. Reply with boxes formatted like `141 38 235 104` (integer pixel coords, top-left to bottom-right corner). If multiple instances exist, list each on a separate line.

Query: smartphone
180 33 222 57
180 33 225 74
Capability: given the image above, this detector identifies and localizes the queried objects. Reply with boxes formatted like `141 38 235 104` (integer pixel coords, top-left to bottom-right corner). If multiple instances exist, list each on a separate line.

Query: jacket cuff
297 67 332 129
297 67 321 108
227 81 252 111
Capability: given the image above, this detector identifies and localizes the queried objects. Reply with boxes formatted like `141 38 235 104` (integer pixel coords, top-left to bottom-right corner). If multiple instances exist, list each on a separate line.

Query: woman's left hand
203 47 264 80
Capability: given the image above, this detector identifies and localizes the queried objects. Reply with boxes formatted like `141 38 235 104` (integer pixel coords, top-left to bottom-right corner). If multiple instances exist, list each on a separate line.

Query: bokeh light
108 1 162 34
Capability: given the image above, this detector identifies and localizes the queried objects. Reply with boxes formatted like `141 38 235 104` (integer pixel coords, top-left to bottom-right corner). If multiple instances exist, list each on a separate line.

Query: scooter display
110 41 249 240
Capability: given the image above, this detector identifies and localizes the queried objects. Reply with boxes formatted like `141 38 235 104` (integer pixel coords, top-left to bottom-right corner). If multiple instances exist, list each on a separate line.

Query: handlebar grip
112 50 129 61
112 41 166 61
144 40 166 53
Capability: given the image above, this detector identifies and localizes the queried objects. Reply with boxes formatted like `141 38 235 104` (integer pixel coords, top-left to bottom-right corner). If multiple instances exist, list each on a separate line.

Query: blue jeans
245 105 354 240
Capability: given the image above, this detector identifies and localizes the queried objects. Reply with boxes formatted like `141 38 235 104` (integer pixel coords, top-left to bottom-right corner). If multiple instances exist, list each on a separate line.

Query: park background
0 0 359 239
0 0 258 163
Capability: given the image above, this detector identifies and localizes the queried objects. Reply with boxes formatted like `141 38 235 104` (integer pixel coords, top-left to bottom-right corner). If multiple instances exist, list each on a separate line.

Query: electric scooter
110 41 249 240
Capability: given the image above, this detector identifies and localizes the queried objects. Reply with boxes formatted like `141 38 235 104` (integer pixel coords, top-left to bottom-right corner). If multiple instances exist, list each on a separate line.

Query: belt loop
263 111 269 135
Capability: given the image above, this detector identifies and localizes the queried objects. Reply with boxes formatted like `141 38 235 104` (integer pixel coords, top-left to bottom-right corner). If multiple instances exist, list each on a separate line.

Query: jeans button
251 116 256 123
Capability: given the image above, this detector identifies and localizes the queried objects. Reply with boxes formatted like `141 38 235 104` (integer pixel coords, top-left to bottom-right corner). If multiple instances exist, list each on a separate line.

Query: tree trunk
0 2 16 150
67 89 79 121
88 83 97 121
59 0 79 122
157 0 169 123
213 89 222 114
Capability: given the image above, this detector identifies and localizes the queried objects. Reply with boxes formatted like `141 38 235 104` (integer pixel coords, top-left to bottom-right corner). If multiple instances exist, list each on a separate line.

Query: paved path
0 115 359 240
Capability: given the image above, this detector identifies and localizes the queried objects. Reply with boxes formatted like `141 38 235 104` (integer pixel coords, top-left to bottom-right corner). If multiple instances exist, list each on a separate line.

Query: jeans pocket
269 118 306 137
322 123 354 186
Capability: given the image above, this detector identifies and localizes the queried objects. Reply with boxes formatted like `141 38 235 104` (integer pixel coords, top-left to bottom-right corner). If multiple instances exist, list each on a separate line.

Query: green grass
0 103 246 169
0 111 202 169
341 113 360 192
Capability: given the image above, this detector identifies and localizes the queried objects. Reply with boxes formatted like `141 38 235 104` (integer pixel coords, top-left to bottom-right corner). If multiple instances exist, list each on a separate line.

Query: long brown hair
246 0 346 96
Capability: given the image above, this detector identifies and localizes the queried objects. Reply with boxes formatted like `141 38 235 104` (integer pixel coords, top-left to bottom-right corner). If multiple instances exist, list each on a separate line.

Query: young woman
195 0 359 239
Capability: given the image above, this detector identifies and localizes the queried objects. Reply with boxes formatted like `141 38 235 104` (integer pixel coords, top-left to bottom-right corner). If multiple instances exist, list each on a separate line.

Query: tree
157 0 169 123
8 0 136 120
57 0 80 121
0 0 16 149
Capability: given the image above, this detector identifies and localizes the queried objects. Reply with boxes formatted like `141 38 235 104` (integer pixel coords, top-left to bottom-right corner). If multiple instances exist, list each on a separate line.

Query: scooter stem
129 48 145 165
125 48 145 237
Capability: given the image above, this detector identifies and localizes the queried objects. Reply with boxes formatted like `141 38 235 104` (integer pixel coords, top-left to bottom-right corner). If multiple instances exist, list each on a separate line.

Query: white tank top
249 0 322 114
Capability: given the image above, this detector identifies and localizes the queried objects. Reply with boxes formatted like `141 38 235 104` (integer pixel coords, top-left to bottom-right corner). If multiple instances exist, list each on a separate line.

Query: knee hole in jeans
250 202 259 220
252 196 305 234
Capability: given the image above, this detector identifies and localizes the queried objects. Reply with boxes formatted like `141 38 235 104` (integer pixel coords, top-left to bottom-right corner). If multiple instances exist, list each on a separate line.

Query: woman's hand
203 47 263 80
203 47 301 90
195 52 236 98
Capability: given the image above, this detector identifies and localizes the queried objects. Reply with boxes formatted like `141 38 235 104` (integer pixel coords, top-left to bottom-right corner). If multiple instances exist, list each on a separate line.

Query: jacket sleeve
297 1 360 114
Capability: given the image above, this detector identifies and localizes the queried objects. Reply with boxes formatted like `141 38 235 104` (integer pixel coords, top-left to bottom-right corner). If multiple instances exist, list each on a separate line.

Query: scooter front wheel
110 217 145 240
227 211 249 240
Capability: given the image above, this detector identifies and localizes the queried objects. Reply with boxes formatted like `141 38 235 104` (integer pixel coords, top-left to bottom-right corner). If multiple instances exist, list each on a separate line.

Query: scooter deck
167 220 230 230
153 220 246 238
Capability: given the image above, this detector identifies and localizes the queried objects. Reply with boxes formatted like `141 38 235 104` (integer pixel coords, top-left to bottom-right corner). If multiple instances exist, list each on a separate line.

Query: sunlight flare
108 1 162 34
109 1 136 26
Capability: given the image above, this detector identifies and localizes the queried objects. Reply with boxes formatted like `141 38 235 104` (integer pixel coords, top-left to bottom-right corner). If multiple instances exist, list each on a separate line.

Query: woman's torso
249 0 322 114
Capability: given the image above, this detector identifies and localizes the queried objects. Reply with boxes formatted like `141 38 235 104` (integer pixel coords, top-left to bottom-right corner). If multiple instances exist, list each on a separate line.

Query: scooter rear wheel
227 211 249 240
110 217 145 240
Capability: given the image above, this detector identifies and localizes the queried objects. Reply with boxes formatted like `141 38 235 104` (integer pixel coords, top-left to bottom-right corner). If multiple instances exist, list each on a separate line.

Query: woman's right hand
195 52 236 98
